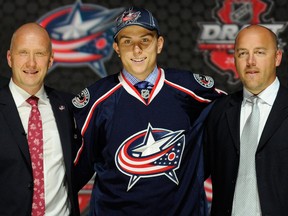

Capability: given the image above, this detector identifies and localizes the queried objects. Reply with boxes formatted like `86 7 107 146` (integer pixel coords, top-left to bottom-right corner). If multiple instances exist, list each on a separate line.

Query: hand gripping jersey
73 68 224 216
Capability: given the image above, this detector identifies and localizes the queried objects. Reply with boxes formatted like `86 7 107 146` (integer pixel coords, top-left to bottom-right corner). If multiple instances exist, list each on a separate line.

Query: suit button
28 182 34 190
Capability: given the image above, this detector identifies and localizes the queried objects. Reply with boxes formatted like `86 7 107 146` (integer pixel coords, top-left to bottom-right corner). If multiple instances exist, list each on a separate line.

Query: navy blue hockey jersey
73 68 224 216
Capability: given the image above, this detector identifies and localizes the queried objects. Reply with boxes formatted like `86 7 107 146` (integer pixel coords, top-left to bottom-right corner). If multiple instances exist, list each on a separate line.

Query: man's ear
157 36 164 54
48 52 54 68
7 50 12 68
275 49 282 67
113 42 120 57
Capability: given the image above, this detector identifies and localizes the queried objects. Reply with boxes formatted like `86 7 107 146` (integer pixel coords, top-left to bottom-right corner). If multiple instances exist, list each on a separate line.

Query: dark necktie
233 96 260 215
134 81 154 100
26 96 45 215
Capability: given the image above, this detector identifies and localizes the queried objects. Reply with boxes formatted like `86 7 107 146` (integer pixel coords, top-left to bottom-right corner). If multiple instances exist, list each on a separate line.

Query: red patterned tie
27 96 45 215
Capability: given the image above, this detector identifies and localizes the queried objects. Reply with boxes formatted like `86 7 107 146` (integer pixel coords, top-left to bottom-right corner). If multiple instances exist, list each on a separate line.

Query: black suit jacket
0 85 80 216
0 75 9 88
204 85 288 216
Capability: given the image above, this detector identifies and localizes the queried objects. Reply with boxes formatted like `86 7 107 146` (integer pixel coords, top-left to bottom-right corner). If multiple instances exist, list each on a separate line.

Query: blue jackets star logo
115 123 185 191
37 1 124 77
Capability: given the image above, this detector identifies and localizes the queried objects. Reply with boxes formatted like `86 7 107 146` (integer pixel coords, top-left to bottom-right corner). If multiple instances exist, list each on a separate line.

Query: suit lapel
0 87 32 169
46 87 72 174
258 86 288 150
226 92 242 151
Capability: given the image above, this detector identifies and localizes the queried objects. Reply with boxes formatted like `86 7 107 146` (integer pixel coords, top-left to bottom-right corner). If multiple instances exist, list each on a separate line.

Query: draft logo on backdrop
37 1 123 78
197 0 287 85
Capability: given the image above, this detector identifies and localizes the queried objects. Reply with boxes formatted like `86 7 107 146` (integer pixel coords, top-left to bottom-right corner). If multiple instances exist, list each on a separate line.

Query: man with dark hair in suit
0 22 80 216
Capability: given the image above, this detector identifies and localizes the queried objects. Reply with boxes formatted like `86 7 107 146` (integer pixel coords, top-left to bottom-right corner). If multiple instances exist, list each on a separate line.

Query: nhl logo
231 2 253 24
140 89 150 99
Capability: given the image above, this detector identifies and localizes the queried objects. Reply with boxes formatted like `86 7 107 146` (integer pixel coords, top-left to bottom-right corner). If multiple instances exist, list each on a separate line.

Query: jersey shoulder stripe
81 83 122 136
164 79 211 103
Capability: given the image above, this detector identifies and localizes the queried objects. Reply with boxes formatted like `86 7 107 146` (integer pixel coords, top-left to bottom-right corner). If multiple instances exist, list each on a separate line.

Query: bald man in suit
204 25 287 216
0 23 80 216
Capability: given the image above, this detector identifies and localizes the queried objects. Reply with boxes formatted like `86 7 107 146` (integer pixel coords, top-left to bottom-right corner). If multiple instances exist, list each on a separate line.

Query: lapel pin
59 105 65 111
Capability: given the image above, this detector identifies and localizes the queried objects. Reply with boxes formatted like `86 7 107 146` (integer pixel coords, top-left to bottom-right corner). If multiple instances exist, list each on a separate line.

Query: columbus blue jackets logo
72 88 90 108
115 124 185 191
193 74 214 88
116 9 141 27
37 1 124 78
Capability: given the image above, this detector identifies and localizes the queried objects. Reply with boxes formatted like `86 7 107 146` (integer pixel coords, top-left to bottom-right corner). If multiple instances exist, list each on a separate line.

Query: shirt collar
243 77 279 106
9 79 48 107
122 66 159 86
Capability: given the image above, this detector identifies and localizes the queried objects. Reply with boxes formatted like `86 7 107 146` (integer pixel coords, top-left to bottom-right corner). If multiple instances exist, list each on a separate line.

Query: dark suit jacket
0 85 80 216
0 75 9 88
204 85 288 216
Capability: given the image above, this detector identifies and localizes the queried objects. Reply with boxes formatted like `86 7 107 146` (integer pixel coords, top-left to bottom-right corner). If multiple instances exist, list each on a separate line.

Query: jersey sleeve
71 86 98 190
190 73 227 101
164 68 226 103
